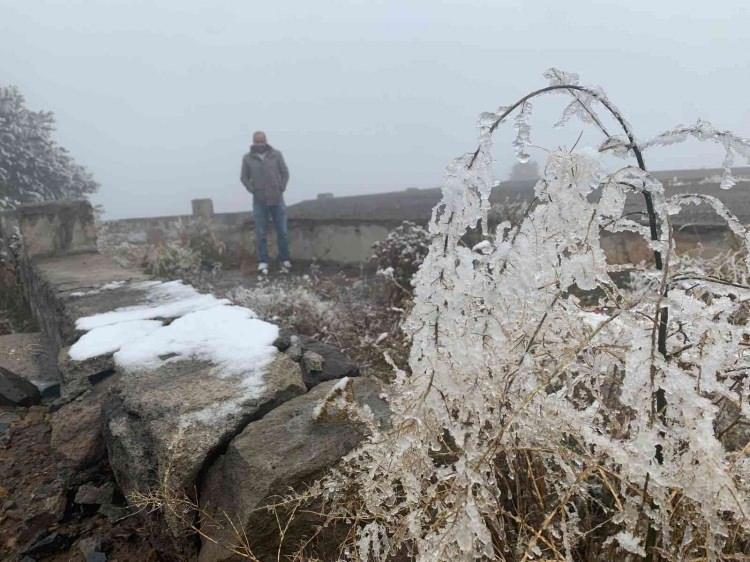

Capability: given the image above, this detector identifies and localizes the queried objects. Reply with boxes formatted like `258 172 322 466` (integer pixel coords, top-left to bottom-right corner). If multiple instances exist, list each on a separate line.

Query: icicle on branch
643 119 750 190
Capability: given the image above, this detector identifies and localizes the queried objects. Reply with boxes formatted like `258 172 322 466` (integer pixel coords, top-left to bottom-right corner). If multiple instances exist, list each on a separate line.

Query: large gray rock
0 365 41 407
50 381 114 469
104 352 306 510
198 376 389 562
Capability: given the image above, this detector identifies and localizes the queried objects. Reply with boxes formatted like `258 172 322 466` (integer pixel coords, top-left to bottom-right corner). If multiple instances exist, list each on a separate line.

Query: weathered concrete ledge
17 199 98 258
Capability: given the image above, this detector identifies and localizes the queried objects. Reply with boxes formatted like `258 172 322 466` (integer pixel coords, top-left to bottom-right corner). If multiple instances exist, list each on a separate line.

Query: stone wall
97 197 739 268
98 200 401 266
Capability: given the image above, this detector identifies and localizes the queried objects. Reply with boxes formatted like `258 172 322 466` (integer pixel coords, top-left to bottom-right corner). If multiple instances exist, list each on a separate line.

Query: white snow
612 531 646 557
115 305 278 385
471 240 492 254
70 280 279 398
332 376 351 392
69 280 128 298
313 376 352 420
69 319 164 361
178 399 244 429
76 280 231 330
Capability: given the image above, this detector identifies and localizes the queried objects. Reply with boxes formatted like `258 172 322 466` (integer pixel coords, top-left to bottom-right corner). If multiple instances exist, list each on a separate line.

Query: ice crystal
512 101 533 163
643 119 750 191
543 67 580 86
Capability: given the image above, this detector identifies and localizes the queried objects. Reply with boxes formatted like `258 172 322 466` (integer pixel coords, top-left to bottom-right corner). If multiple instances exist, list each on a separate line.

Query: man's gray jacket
240 147 289 205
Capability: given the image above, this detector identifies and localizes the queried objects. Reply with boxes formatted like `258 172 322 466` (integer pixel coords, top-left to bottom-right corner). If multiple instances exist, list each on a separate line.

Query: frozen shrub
182 217 228 271
227 281 339 338
142 241 203 279
291 69 750 561
226 271 411 376
369 221 429 304
141 218 227 281
487 196 526 227
0 223 34 333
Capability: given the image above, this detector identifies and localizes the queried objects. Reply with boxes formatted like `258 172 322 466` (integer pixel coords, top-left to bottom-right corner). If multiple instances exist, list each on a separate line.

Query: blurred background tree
0 85 98 210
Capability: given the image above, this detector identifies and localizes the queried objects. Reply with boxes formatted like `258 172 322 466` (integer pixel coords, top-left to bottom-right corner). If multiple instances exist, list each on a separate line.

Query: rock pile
3 200 390 561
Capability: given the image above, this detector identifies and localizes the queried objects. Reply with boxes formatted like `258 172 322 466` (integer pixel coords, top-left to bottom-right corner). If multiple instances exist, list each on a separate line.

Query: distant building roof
287 167 750 227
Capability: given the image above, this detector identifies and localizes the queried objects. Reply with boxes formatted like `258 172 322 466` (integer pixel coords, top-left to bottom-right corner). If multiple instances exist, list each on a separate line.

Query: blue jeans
253 202 290 263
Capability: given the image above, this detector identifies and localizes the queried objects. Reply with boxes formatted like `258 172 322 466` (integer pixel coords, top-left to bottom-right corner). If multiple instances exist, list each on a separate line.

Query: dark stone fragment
40 383 60 401
199 377 389 562
79 535 107 561
75 482 114 505
0 366 41 407
272 330 292 351
23 531 70 556
0 420 11 448
298 336 360 389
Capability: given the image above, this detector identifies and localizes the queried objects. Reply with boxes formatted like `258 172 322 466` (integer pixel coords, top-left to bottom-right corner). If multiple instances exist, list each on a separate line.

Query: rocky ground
0 275 169 560
0 303 173 560
0 402 171 561
0 263 408 561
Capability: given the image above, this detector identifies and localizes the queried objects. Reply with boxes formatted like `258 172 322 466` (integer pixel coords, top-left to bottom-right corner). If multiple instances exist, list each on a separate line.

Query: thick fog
1 0 748 219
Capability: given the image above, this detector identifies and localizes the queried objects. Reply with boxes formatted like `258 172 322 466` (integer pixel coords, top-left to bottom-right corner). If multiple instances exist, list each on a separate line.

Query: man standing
240 131 291 274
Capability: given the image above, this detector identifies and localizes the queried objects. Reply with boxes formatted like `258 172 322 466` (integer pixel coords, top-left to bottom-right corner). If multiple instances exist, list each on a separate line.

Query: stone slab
104 352 306 516
199 376 389 562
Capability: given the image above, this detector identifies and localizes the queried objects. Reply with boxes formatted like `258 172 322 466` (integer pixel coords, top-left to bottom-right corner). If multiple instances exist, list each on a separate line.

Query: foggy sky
1 0 749 219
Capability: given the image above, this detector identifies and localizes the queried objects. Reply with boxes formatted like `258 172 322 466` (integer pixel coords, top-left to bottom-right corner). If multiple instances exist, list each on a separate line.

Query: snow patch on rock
69 319 164 361
115 305 278 380
69 280 279 399
75 280 230 331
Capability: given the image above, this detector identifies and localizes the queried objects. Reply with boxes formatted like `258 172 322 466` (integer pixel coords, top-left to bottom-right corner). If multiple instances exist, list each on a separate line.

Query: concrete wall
98 202 401 266
96 197 742 267
17 200 98 258
286 220 394 263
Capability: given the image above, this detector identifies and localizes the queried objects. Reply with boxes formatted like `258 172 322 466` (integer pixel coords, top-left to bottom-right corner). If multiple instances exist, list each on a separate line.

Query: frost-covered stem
467 84 664 270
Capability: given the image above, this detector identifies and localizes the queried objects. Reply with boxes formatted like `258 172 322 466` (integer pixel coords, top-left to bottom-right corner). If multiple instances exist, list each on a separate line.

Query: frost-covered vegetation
141 218 228 279
369 221 430 305
227 268 411 376
0 85 98 209
290 70 750 561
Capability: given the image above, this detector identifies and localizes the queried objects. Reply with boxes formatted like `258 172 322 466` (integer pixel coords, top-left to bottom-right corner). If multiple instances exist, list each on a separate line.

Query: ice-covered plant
141 218 227 280
142 240 203 279
182 216 228 272
301 69 750 561
370 221 430 304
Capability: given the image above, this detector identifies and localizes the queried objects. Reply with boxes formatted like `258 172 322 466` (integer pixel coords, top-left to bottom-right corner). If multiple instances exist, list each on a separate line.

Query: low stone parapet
17 199 98 258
